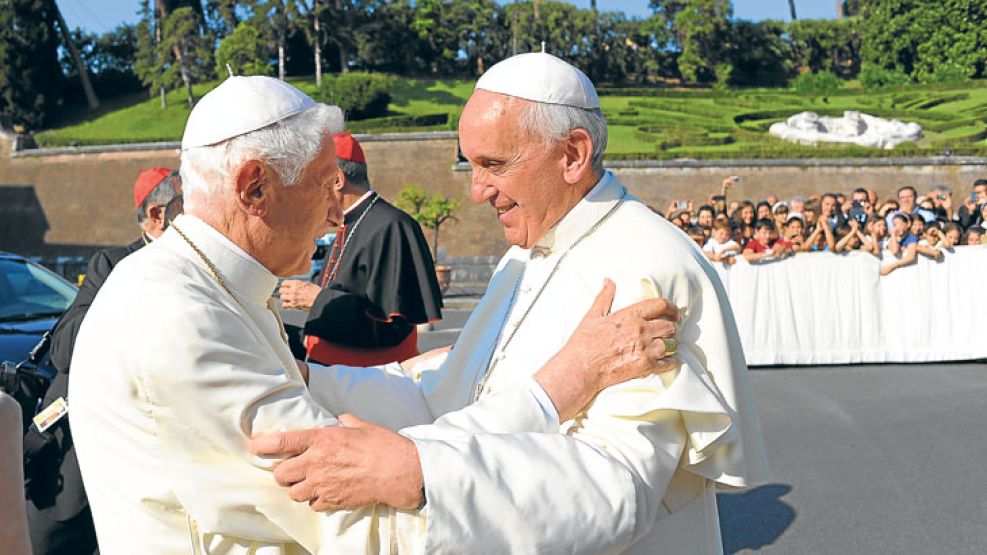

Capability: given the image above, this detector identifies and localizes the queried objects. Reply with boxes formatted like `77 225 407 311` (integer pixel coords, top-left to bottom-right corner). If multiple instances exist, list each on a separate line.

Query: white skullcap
181 76 317 150
475 52 600 109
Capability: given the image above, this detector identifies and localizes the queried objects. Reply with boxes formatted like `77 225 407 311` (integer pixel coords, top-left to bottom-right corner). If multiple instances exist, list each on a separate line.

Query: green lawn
36 76 987 159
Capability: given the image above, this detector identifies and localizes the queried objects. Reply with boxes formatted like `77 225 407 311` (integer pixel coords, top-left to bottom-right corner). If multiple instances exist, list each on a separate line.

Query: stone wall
2 134 985 268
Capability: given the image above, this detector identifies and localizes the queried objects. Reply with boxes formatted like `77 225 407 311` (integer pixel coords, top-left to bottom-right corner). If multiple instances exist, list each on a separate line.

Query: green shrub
713 63 733 92
791 71 842 93
860 65 910 89
346 113 447 133
315 72 392 120
919 64 973 85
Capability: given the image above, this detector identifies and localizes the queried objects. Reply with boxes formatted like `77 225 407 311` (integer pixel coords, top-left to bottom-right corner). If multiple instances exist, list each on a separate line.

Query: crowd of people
658 177 987 276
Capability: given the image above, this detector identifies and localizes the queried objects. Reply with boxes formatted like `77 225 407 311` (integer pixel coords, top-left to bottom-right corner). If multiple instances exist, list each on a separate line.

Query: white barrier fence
713 245 987 366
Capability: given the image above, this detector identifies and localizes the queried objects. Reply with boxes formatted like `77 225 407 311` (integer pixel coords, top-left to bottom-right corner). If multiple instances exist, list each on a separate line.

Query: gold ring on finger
661 337 678 357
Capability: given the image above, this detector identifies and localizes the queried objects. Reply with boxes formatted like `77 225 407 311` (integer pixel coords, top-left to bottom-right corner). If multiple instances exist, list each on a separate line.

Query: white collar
531 172 625 257
164 214 279 305
343 190 375 217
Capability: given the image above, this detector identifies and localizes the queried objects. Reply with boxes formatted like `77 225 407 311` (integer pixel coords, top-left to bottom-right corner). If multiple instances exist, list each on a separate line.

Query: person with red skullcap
24 167 182 555
279 131 443 366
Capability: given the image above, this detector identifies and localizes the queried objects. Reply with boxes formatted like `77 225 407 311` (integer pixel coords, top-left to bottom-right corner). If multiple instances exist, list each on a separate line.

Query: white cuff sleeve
523 376 560 425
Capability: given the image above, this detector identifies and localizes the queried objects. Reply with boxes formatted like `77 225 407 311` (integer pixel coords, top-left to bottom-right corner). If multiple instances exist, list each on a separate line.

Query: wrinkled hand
249 414 424 511
279 280 321 311
533 279 681 422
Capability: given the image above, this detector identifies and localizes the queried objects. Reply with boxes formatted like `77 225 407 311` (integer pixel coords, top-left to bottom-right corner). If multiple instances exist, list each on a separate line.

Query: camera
675 200 688 210
849 200 867 224
1 332 55 434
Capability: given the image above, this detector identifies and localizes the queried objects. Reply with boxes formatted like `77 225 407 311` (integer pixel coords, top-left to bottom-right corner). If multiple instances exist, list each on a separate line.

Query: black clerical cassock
303 191 443 366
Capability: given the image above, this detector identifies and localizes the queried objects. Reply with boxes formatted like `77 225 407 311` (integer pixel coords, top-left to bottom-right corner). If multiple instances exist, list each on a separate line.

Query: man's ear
333 168 346 192
234 160 271 216
147 204 165 228
562 128 594 185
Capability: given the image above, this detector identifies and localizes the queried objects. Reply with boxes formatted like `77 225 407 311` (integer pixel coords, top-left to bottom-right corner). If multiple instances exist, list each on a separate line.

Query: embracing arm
255 278 708 554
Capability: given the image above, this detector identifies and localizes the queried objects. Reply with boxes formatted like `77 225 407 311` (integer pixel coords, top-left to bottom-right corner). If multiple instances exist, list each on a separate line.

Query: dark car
0 252 77 367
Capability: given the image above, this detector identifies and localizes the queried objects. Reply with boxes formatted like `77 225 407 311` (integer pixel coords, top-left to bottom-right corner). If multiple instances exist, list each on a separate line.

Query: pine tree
0 0 66 130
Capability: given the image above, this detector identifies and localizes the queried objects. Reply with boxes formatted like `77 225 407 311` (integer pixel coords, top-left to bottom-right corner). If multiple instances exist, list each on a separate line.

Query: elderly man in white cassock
68 75 683 553
254 53 770 553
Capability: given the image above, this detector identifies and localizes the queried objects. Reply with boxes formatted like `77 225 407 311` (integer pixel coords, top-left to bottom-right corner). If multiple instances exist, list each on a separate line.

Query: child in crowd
866 217 888 252
939 223 963 250
805 217 835 252
687 225 707 248
963 226 983 245
881 213 919 276
916 222 945 260
835 219 874 254
909 213 926 237
744 219 791 262
772 203 789 232
703 221 741 265
783 213 807 252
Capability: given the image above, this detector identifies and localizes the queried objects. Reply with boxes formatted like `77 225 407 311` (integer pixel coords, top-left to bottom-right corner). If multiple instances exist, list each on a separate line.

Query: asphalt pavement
287 302 987 554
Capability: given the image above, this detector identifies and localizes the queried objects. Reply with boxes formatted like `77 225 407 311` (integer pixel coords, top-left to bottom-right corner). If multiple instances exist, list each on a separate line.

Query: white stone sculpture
768 110 922 149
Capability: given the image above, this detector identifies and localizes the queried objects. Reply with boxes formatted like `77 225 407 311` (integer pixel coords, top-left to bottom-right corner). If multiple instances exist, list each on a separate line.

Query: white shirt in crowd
703 237 741 255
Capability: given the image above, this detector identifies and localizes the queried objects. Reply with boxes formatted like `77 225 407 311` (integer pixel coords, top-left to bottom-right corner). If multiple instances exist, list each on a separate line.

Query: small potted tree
397 185 460 293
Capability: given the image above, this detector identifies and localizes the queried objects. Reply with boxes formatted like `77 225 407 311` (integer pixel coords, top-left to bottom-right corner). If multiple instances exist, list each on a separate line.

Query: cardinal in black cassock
291 132 443 366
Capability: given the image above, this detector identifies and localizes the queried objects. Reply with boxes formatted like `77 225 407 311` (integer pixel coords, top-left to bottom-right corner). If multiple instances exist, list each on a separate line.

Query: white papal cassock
69 215 562 554
72 173 769 554
310 172 771 553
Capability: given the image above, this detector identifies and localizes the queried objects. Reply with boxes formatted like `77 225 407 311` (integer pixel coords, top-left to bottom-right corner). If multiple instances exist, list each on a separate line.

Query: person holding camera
957 179 986 229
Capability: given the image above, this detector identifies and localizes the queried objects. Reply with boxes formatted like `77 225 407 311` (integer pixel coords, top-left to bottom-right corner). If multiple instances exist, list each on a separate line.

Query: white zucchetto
182 76 316 150
475 52 600 110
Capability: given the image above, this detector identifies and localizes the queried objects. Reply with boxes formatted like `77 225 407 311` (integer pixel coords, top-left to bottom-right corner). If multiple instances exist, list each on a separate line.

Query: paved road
419 308 987 554
290 305 987 553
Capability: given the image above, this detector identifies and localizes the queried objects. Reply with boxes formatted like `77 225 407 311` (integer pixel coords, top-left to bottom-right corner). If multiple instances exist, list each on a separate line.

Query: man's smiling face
458 90 575 249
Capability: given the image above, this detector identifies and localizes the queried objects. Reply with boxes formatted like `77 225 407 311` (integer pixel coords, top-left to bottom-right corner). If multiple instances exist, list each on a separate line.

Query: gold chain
171 222 289 345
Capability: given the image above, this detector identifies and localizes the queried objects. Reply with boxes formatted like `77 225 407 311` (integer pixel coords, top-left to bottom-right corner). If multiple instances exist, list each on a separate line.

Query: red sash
304 329 419 367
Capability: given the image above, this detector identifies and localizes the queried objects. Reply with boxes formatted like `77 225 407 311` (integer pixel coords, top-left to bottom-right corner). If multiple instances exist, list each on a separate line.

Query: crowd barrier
712 245 987 366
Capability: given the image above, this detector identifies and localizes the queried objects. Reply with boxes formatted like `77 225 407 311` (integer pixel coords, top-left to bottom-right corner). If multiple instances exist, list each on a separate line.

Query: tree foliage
670 0 732 83
788 18 861 79
11 0 987 131
397 184 460 259
215 21 272 76
0 0 65 129
859 0 987 82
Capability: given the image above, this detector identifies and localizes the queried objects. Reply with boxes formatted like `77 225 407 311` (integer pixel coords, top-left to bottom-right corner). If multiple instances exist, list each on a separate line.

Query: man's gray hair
338 158 370 188
180 103 344 209
136 170 181 224
518 102 608 176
